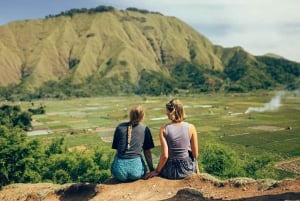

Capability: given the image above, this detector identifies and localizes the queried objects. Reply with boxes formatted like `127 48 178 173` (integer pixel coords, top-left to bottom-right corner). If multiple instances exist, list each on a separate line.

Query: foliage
45 5 115 19
69 59 80 70
171 61 206 91
243 153 278 179
136 70 173 95
125 7 162 15
45 137 65 156
42 144 114 184
28 105 46 115
223 52 276 91
0 126 41 187
257 56 300 90
200 143 280 179
201 143 244 178
0 105 32 131
1 92 299 188
0 128 114 187
0 104 114 188
43 5 163 22
1 5 300 100
1 55 300 100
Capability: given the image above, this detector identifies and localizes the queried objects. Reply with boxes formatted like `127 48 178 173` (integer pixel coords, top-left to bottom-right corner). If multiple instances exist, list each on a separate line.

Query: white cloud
133 0 300 62
1 0 300 62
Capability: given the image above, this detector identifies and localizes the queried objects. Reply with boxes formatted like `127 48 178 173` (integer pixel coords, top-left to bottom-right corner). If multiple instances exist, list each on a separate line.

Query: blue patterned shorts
111 156 146 182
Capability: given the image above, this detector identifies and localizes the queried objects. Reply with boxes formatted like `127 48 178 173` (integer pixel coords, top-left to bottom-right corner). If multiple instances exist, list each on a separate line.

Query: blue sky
1 0 299 62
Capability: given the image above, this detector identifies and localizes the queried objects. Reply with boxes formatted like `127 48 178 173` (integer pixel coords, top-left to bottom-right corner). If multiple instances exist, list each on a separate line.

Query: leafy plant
201 143 244 178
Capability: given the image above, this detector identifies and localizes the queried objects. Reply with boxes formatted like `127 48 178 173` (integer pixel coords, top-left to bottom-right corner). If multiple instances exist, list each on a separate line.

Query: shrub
201 143 244 178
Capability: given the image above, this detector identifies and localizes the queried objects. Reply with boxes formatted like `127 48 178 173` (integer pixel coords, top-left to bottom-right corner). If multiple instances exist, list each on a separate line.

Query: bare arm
189 123 199 173
143 149 154 171
155 125 169 173
189 124 198 159
144 125 168 179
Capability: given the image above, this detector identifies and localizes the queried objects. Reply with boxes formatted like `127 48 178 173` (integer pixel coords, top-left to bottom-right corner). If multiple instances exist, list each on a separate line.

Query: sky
1 0 299 63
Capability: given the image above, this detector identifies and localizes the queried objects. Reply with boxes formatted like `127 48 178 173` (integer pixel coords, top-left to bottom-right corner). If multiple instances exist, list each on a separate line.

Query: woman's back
143 98 198 180
165 122 190 159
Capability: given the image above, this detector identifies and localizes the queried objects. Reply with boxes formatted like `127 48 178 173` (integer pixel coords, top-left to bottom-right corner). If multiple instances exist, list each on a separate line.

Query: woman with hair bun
144 98 199 179
111 105 155 182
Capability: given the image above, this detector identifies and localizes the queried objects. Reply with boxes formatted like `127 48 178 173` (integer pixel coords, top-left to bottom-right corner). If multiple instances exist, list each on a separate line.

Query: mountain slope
0 7 299 98
0 9 221 86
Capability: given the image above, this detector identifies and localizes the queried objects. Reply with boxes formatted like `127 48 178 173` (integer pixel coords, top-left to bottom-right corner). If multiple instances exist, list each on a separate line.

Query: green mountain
0 6 299 99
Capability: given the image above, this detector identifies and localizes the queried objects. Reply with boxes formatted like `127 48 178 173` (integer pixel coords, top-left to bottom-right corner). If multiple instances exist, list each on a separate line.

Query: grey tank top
165 122 190 159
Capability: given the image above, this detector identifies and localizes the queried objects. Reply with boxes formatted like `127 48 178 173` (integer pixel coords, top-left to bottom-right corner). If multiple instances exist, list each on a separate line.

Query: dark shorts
160 156 196 179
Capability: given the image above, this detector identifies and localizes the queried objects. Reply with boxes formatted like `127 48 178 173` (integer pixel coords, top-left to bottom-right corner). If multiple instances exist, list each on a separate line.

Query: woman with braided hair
111 105 155 182
144 98 199 179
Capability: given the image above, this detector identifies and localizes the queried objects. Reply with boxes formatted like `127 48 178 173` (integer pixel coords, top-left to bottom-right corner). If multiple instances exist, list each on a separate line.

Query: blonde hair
129 105 145 125
166 99 186 122
127 105 145 149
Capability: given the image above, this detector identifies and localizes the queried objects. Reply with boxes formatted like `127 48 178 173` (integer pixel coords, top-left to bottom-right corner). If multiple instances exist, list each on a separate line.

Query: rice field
17 91 300 171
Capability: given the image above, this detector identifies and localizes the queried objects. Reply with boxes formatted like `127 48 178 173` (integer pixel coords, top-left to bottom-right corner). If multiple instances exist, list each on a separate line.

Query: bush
201 143 244 178
53 169 71 184
0 126 41 187
243 153 278 179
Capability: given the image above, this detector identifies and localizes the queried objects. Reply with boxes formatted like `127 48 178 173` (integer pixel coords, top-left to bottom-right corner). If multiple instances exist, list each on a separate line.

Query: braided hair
126 105 145 150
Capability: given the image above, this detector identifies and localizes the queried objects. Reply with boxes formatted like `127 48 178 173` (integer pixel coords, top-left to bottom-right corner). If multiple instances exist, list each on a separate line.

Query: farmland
14 90 300 177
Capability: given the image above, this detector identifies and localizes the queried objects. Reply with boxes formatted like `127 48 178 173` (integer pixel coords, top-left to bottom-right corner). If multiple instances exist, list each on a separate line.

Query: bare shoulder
160 124 167 130
159 124 167 133
188 123 196 130
188 123 197 136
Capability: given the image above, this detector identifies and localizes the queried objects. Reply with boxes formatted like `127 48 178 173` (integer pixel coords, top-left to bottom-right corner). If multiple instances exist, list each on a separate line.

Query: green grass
19 91 300 170
64 133 107 148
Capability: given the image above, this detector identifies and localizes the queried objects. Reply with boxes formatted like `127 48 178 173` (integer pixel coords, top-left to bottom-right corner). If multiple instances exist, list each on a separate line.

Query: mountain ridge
0 7 299 98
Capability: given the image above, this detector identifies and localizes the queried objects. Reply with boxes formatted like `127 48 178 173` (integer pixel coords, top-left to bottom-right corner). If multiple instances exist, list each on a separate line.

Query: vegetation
1 92 299 188
201 143 279 179
0 6 299 186
0 105 114 188
257 56 300 90
1 6 299 101
45 5 116 18
1 56 299 101
44 5 162 19
0 105 32 131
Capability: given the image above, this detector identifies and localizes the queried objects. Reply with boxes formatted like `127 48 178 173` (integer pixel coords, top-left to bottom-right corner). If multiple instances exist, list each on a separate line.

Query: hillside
0 6 299 98
0 8 220 86
1 174 300 201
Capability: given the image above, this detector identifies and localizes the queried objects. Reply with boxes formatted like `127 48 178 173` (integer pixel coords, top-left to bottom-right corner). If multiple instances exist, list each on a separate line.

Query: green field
16 91 300 175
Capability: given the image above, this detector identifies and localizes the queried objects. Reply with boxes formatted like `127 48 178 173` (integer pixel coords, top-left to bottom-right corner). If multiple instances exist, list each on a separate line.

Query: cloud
1 0 300 62
93 0 300 61
169 0 300 61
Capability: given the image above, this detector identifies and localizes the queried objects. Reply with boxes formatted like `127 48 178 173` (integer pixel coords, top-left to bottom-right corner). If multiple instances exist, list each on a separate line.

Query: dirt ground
275 158 300 174
1 173 300 201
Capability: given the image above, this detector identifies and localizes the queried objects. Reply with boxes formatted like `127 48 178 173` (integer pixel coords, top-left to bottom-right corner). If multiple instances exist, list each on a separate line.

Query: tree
12 111 32 131
45 137 65 156
0 104 113 187
0 126 42 187
137 70 173 95
0 105 32 130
